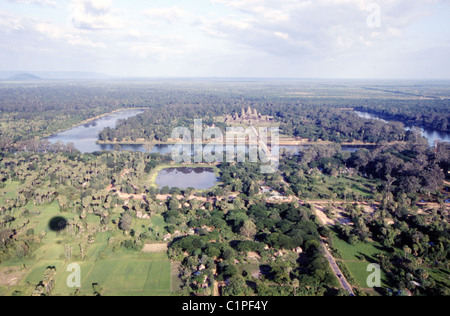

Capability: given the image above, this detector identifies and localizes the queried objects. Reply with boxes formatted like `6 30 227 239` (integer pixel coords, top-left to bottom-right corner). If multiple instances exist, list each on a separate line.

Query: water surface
155 167 219 190
47 109 145 153
355 111 450 146
50 108 433 155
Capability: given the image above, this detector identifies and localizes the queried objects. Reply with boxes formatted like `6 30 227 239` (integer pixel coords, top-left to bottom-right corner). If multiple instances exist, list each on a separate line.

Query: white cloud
129 42 182 61
128 29 142 39
0 10 25 33
70 0 123 30
206 0 447 57
0 1 448 78
35 22 106 48
274 31 289 40
0 9 106 49
142 6 193 24
6 0 57 7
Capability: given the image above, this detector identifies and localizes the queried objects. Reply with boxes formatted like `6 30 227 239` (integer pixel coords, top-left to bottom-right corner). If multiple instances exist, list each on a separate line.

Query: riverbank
41 107 147 139
356 109 450 134
355 110 450 146
75 107 146 126
96 137 380 147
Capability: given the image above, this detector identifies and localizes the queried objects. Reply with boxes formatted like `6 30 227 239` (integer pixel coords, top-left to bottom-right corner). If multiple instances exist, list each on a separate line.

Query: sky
0 0 449 79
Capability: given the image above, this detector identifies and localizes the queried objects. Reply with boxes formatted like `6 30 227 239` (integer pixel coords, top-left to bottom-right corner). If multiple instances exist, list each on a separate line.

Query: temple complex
224 106 273 124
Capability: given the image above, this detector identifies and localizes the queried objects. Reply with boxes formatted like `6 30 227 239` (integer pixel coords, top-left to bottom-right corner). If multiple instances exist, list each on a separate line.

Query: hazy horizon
3 72 450 82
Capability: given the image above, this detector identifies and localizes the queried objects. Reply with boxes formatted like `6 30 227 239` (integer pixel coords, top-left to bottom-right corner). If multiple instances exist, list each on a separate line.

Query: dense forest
353 99 449 133
279 139 450 295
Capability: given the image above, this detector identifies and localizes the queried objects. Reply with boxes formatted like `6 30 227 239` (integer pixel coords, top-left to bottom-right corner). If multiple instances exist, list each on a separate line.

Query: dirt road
313 204 355 295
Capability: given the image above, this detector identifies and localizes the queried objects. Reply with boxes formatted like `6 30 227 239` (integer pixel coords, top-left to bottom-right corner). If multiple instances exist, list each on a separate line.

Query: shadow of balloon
48 216 68 232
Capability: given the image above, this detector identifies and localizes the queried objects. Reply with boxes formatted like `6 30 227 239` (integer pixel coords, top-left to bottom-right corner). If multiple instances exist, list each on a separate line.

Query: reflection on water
355 111 450 146
155 167 218 190
99 143 147 152
49 108 420 156
150 144 253 156
47 109 145 153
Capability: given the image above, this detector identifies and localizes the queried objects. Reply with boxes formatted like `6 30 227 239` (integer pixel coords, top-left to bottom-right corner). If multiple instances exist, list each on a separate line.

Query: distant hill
32 72 111 80
6 73 42 81
0 71 110 80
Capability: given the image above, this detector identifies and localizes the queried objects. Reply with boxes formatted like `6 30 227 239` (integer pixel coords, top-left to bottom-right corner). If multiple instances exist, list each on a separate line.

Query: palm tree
403 245 412 259
292 279 300 296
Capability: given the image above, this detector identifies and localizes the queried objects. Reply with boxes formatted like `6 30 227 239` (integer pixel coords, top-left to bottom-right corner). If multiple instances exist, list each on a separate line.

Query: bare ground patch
247 252 261 261
142 243 168 253
312 204 335 226
0 267 26 287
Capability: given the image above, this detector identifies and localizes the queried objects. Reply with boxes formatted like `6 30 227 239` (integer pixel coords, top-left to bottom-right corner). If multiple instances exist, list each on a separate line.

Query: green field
326 176 379 199
4 242 173 296
332 236 389 262
427 268 450 289
333 238 448 291
80 259 171 295
343 261 390 288
149 214 166 235
34 254 173 296
0 199 173 296
307 175 379 201
0 181 22 200
331 234 392 290
0 285 8 296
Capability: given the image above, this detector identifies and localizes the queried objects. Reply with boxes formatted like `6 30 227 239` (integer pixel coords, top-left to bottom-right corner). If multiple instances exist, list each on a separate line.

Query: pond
355 111 450 147
155 167 219 190
47 108 145 153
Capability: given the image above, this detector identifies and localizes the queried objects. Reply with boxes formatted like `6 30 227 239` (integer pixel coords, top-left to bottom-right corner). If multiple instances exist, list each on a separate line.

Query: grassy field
0 285 8 296
308 175 379 201
32 253 173 296
332 236 389 262
326 176 378 199
80 258 171 295
331 234 392 290
148 214 166 235
427 268 450 289
334 239 449 291
24 200 67 233
343 261 390 288
0 180 22 200
3 240 173 296
0 198 173 296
